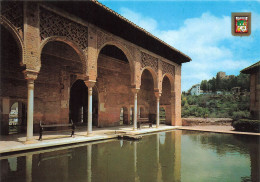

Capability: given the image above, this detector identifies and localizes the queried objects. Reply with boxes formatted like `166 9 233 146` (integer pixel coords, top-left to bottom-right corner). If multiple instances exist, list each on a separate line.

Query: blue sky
100 0 260 91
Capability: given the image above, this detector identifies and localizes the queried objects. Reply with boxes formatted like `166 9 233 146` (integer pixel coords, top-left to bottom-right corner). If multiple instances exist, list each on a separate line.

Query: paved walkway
1 124 259 155
0 124 178 154
179 125 260 136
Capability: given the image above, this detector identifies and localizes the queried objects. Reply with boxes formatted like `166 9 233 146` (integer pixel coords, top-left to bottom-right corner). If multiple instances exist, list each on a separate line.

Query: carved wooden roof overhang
45 0 191 65
240 61 260 74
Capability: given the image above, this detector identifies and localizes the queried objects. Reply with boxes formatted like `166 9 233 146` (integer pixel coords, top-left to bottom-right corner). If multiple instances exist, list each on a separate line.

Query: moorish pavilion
0 1 191 141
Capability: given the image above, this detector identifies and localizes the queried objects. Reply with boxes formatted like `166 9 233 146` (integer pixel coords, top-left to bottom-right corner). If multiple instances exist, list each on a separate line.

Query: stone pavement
1 124 259 155
179 125 260 136
0 124 178 155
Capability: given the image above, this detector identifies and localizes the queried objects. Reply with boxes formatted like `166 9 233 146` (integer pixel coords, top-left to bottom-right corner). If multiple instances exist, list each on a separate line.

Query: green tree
200 80 208 91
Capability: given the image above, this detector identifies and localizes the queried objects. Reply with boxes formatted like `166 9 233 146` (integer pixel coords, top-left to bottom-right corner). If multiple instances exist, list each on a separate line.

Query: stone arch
39 36 87 73
161 73 175 92
98 41 135 85
140 67 158 90
0 18 25 66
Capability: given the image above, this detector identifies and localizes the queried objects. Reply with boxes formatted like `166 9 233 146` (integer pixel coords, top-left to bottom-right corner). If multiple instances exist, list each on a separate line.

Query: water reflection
8 157 17 172
0 131 259 182
182 131 259 182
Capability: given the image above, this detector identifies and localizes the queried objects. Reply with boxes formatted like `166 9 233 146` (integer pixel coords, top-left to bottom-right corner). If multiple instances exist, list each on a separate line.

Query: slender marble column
130 87 139 131
133 91 138 130
85 81 96 136
27 79 34 141
155 92 161 128
24 70 38 142
88 87 93 135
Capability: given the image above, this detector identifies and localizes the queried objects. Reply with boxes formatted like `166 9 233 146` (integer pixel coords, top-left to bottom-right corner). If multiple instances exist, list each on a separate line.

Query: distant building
241 61 260 119
216 90 223 95
190 84 200 96
231 87 241 94
217 72 227 79
217 71 235 79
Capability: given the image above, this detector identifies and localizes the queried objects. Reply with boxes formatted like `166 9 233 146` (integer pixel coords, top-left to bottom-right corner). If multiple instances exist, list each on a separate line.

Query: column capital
154 91 162 98
84 80 96 88
23 70 38 80
131 85 140 94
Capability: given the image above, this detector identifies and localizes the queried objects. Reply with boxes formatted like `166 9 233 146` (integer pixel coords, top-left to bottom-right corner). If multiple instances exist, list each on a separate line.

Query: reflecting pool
0 130 259 182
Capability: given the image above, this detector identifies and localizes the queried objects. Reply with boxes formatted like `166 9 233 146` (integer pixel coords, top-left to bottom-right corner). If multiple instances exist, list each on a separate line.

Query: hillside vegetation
181 94 250 120
200 73 249 92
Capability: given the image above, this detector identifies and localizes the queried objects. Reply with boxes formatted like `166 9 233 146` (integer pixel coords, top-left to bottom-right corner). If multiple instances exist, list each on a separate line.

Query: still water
0 130 259 182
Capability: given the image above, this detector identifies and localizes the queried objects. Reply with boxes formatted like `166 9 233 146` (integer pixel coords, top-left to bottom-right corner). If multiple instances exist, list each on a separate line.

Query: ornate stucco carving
39 8 88 50
161 61 174 76
141 52 158 72
97 30 136 60
97 30 114 49
0 2 23 37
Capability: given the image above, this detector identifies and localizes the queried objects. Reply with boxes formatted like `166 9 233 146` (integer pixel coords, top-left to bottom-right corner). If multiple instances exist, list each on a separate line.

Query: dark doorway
120 107 128 125
69 80 99 126
69 80 88 124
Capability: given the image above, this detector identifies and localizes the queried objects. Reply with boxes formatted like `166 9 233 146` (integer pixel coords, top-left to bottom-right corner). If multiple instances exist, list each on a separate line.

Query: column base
24 139 37 144
87 133 94 137
133 127 137 131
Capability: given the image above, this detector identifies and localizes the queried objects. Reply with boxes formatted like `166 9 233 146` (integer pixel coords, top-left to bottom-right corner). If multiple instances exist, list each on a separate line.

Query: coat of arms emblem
232 12 251 36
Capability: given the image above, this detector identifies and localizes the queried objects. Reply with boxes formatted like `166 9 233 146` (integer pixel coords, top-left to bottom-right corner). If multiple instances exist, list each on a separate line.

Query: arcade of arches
0 1 190 141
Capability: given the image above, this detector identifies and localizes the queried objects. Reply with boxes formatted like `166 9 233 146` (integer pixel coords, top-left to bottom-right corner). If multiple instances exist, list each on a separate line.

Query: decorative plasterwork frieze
0 2 23 35
97 30 114 49
39 7 88 50
97 30 136 60
161 61 174 76
141 51 158 72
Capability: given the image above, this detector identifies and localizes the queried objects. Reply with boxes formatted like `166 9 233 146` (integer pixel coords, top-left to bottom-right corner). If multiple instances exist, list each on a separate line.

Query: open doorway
8 102 26 134
69 80 88 125
160 107 166 124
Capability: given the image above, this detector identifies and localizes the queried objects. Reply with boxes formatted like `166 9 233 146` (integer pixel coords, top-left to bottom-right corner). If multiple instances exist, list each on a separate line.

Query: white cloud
120 7 157 33
119 8 260 91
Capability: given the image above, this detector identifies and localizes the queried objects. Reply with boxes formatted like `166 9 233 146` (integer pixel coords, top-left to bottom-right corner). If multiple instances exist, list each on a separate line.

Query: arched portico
0 25 27 135
140 67 158 90
35 40 85 128
0 17 25 66
1 1 189 140
97 41 135 86
136 68 160 128
95 43 132 128
161 74 174 125
39 36 87 74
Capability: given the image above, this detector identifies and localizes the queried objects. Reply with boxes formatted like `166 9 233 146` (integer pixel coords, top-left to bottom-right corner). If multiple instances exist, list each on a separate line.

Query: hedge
232 119 260 133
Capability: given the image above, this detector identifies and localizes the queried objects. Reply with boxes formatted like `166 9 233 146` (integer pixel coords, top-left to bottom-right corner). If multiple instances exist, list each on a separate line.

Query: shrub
232 111 250 120
232 119 260 132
